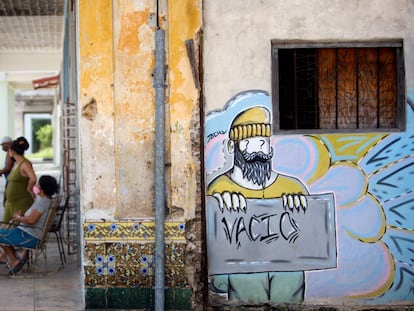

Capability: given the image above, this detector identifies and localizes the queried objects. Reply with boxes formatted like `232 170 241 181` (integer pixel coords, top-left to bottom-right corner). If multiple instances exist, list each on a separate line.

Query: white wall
203 0 414 111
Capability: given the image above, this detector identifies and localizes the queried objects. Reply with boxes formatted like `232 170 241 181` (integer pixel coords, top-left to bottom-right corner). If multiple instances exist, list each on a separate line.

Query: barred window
271 41 405 133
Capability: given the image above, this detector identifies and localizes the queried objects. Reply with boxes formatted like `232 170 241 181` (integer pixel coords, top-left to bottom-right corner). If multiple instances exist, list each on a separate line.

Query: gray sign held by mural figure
206 193 337 275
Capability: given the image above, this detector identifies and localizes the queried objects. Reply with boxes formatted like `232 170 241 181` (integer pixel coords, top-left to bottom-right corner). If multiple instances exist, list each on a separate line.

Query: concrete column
0 74 15 166
0 75 15 138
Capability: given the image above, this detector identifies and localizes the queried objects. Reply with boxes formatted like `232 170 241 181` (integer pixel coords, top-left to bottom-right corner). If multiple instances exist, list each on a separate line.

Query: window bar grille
335 49 339 129
376 48 380 128
356 48 360 129
294 50 298 129
315 50 319 128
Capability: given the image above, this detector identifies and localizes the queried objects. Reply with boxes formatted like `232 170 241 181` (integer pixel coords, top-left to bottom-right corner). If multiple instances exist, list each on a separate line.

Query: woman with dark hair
2 137 37 223
0 175 58 275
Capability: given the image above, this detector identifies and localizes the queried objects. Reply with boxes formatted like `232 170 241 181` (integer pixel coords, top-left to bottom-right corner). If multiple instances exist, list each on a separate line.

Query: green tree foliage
36 124 53 150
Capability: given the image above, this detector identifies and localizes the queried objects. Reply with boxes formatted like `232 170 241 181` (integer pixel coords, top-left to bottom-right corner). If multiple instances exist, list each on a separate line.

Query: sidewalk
0 247 84 311
0 162 84 310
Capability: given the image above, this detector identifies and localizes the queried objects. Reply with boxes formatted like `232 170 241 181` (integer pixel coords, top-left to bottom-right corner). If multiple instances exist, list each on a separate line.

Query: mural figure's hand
212 192 247 212
281 193 307 212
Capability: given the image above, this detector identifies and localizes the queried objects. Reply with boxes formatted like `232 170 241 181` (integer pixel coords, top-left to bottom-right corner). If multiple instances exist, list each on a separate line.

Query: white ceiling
0 0 65 89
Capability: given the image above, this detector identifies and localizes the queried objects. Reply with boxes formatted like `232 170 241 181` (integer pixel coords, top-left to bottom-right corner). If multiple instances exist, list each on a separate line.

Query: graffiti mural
205 90 414 306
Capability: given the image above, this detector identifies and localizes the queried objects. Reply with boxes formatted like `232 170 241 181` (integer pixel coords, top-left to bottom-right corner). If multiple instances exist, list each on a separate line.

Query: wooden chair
2 195 62 277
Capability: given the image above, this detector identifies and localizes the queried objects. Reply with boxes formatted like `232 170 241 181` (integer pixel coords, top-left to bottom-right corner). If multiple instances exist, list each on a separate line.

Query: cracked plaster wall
78 0 202 221
79 1 203 308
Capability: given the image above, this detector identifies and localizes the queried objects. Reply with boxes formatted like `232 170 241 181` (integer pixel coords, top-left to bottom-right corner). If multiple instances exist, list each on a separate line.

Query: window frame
271 39 406 134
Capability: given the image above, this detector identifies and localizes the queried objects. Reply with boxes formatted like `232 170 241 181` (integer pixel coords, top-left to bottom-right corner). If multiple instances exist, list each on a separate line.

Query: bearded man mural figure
207 105 309 303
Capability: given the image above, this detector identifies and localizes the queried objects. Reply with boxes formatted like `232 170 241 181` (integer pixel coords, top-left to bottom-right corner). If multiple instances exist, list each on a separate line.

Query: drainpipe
154 27 166 311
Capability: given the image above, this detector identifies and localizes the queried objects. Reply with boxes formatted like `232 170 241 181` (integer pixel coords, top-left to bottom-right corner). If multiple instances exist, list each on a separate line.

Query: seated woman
0 175 58 275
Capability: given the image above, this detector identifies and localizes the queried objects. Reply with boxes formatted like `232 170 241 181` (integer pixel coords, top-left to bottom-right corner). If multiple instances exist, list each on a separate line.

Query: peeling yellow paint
111 0 157 218
168 1 201 102
168 1 202 219
79 0 116 214
79 0 202 220
118 10 149 54
79 1 114 92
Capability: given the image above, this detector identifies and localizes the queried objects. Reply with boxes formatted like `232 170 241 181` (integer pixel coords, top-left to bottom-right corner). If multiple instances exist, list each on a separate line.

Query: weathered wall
78 0 202 221
203 0 414 112
203 0 414 308
79 0 116 219
78 0 203 309
112 0 157 218
168 1 202 220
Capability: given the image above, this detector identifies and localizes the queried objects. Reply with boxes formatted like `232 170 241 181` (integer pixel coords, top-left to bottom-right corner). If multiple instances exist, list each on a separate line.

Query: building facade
73 0 414 309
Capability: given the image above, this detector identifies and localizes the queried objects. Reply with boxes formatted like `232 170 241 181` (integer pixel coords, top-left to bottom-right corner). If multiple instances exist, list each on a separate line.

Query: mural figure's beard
233 146 274 187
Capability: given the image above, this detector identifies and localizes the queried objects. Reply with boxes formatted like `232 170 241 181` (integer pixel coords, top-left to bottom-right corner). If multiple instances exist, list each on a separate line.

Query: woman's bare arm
21 160 37 199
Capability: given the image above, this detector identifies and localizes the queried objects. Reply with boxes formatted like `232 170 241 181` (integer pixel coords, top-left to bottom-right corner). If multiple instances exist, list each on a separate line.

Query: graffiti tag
207 130 226 143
